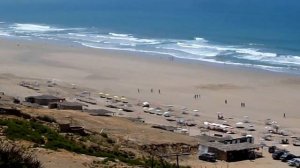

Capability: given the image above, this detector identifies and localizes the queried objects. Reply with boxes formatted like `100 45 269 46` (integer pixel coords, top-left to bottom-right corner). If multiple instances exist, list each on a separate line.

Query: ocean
0 0 300 73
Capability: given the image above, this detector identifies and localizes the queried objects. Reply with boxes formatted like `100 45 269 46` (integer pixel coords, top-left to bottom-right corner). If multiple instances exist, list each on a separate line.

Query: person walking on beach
225 99 227 104
138 88 140 93
241 102 245 107
158 89 161 94
151 88 153 93
284 113 286 118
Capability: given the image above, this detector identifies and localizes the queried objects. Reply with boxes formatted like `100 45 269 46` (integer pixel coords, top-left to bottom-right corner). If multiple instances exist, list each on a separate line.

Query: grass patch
0 119 189 167
0 119 142 165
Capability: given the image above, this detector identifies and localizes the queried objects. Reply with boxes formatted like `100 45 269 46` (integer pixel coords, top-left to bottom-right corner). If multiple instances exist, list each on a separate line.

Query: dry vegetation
0 102 197 168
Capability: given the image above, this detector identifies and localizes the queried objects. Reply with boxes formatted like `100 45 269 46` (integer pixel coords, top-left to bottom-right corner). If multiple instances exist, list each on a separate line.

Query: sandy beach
1 38 300 167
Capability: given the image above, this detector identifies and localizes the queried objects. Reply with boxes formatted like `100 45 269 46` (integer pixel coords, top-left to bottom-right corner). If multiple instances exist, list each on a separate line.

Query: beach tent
236 122 245 128
243 116 250 123
177 118 186 125
246 126 256 131
99 92 106 98
182 111 189 115
121 97 128 103
155 109 162 115
264 119 272 125
163 112 171 117
148 108 156 114
142 102 150 107
113 96 120 101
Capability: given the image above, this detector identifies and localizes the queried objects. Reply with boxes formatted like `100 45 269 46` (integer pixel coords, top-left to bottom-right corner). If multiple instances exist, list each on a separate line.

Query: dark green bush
0 119 190 167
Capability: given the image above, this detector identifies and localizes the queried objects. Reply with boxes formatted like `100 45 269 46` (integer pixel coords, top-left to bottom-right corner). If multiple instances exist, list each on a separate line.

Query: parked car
287 158 300 167
199 153 217 162
280 153 297 162
272 150 286 160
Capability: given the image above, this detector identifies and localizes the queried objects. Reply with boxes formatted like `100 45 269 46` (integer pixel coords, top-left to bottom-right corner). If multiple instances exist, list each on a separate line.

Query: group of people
138 88 161 94
224 99 246 108
194 94 201 99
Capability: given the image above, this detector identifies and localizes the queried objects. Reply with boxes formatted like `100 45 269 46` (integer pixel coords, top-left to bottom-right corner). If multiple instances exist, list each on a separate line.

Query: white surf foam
109 32 131 37
11 23 66 32
248 43 264 46
0 30 11 36
68 33 87 37
236 48 277 57
194 37 208 43
78 42 175 56
266 55 300 66
163 45 220 57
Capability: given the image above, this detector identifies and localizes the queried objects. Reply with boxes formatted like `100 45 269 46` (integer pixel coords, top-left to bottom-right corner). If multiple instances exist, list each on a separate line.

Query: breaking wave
11 23 67 32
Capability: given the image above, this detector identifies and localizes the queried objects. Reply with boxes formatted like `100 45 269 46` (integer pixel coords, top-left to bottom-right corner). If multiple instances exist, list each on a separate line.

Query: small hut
58 123 88 136
25 95 65 105
49 102 83 110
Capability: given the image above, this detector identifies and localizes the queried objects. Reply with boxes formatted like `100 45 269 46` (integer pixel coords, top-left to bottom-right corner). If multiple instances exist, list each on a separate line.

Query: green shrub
0 119 189 167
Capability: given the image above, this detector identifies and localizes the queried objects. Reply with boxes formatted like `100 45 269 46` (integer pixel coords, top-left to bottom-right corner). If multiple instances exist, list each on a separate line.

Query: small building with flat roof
25 95 65 106
198 135 260 162
49 101 84 111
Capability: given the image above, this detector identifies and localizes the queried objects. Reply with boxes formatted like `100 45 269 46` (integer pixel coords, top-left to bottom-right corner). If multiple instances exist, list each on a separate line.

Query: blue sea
0 0 300 73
